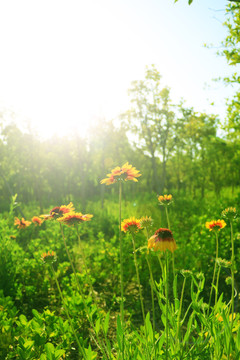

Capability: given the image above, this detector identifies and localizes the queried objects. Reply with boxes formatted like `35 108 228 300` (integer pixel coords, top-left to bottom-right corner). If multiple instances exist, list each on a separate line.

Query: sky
0 0 237 139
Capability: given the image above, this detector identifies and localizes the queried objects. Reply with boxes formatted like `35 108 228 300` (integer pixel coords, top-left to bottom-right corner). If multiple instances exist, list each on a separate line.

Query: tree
124 65 175 193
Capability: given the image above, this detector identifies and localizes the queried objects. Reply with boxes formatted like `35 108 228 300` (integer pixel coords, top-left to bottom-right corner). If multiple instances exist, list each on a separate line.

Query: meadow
0 164 239 359
0 53 240 360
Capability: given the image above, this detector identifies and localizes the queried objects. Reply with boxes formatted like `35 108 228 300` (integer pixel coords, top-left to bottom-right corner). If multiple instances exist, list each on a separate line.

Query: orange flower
41 251 56 263
14 217 31 229
205 220 227 232
101 162 141 185
32 216 43 226
158 194 173 205
42 202 75 220
148 228 177 253
58 212 93 226
121 217 142 233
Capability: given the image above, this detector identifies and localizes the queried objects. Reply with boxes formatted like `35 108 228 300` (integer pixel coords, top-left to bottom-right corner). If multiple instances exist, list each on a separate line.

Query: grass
0 188 240 359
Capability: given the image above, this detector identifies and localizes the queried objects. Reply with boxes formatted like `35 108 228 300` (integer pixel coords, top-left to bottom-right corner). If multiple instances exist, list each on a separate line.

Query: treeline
1 2 240 213
0 67 239 213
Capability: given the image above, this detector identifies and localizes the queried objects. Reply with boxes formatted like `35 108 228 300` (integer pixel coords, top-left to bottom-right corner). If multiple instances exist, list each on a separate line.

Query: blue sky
0 0 236 137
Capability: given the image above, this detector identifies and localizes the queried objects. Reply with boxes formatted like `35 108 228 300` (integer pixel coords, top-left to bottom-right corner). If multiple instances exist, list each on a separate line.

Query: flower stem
50 264 87 360
165 206 175 286
60 223 79 287
146 253 156 345
165 251 169 360
208 232 219 315
76 227 97 304
176 276 186 341
165 206 170 230
119 181 124 324
230 220 235 330
215 265 221 306
131 233 145 323
158 254 164 279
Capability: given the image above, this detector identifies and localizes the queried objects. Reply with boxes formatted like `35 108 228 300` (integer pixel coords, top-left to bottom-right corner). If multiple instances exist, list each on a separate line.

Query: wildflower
216 258 231 268
41 251 56 264
100 162 141 185
158 194 173 206
148 228 177 253
121 217 142 233
58 212 93 226
221 207 237 222
42 202 75 220
215 313 236 322
32 216 43 226
140 216 153 229
205 219 227 232
215 313 223 322
180 269 193 278
14 217 31 229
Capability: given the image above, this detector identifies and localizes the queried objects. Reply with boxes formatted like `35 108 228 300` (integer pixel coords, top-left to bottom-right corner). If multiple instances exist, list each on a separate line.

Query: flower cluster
101 162 141 185
221 207 237 222
41 251 56 264
121 217 142 233
58 212 93 226
158 194 173 206
148 228 177 253
14 217 31 229
205 220 227 232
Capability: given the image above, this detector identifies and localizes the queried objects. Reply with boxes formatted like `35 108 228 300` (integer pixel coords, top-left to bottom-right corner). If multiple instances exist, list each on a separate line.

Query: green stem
131 233 145 323
165 206 170 230
146 253 156 344
230 220 235 330
165 251 169 360
215 265 221 306
158 254 164 280
208 232 219 315
165 206 176 292
60 223 80 288
118 181 125 360
119 181 124 324
176 277 186 341
76 227 97 303
50 264 87 360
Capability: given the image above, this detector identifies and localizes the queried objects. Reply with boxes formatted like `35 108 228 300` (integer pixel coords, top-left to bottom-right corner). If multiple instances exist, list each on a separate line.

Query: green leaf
95 318 101 335
117 315 123 338
116 315 124 351
104 312 110 335
45 343 55 360
23 340 34 349
19 314 27 326
86 344 93 360
55 349 65 360
145 312 153 341
237 326 240 350
32 309 41 320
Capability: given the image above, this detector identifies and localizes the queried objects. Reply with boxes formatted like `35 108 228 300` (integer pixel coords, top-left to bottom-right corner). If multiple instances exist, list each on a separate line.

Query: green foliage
0 188 239 359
